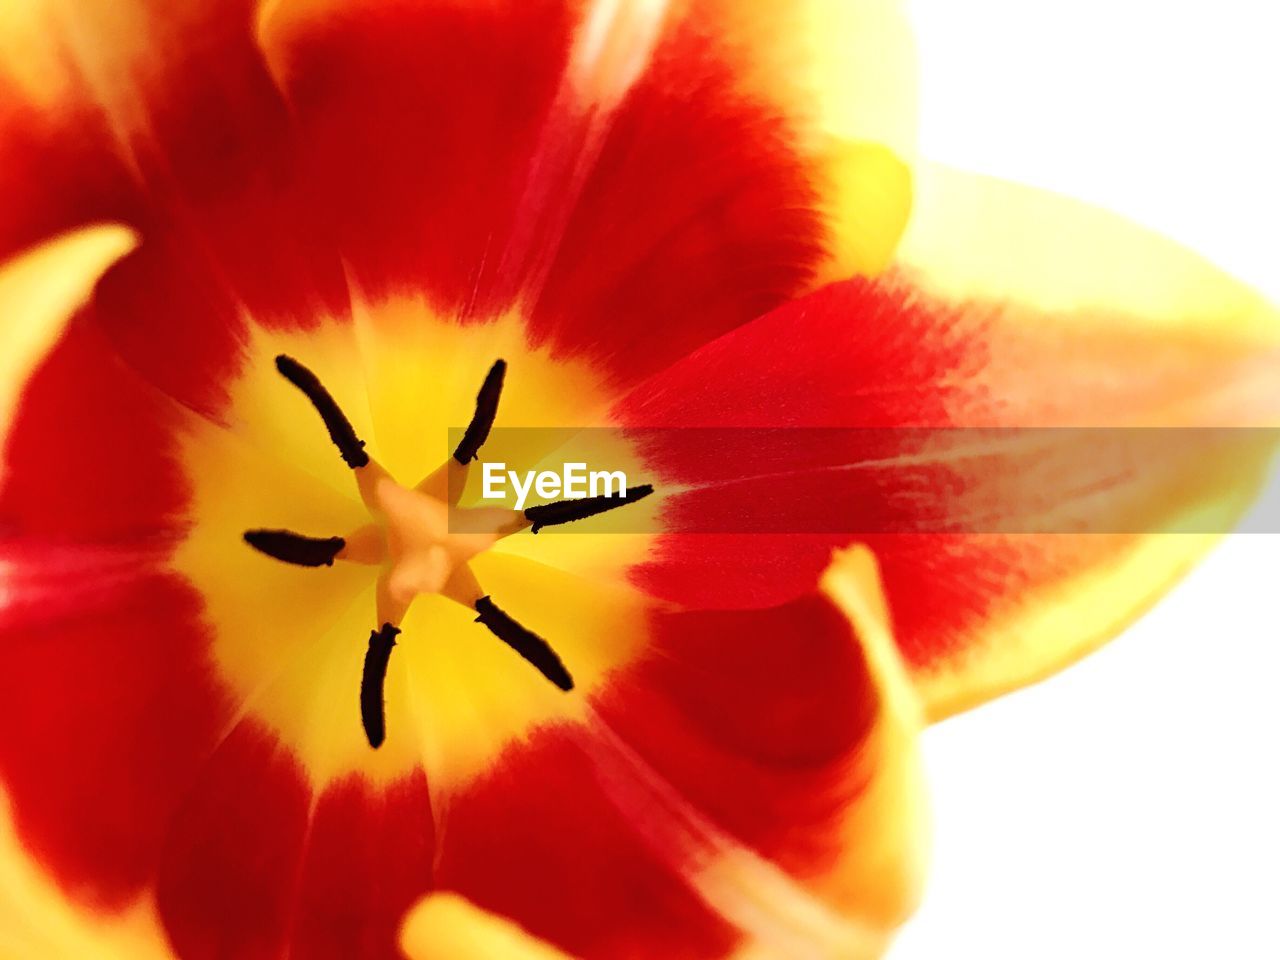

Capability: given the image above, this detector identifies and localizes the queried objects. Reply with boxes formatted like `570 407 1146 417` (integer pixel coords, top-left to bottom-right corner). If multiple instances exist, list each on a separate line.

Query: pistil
243 355 648 749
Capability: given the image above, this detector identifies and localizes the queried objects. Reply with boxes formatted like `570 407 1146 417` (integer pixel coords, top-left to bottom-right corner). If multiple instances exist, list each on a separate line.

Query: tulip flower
0 1 1275 958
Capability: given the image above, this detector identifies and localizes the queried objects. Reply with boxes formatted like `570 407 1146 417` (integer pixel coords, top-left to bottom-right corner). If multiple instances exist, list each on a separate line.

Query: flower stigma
242 354 652 749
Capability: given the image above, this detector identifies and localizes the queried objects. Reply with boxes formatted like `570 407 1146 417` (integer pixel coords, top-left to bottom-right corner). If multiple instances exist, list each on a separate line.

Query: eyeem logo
481 462 628 510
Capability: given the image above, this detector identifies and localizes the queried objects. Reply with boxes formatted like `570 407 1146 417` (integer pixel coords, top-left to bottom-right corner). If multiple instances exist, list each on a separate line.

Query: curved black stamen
361 623 400 748
524 484 654 534
243 529 345 567
453 359 506 464
473 596 573 691
275 354 369 469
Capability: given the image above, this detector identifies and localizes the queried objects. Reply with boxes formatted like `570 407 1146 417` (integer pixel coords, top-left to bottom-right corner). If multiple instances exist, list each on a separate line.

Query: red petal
0 88 135 264
289 773 435 959
523 6 827 387
155 727 437 960
156 721 312 959
1 319 189 539
0 570 226 906
258 0 578 314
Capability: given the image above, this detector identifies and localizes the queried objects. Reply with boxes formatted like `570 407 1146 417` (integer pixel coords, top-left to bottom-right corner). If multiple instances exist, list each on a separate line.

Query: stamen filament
453 359 506 464
361 623 400 748
275 354 369 468
474 596 574 691
243 529 346 567
524 484 654 533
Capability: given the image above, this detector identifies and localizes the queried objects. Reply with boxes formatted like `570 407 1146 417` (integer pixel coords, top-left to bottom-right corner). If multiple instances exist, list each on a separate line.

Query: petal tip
399 893 571 960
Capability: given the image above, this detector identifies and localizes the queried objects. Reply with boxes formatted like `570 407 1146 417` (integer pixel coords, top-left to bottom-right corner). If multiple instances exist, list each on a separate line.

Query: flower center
172 305 659 790
242 353 651 749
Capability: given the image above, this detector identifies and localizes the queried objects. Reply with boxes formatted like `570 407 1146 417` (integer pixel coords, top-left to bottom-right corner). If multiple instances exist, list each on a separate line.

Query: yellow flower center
172 300 659 791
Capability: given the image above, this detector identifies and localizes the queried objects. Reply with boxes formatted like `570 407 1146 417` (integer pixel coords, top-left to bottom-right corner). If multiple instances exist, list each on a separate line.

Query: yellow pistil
342 458 525 624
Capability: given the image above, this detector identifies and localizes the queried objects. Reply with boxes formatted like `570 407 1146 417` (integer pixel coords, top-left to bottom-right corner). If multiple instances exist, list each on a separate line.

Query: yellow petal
0 2 71 108
400 893 574 960
813 139 913 284
706 0 917 154
899 162 1280 346
0 224 136 463
807 545 928 942
0 793 173 960
701 0 918 279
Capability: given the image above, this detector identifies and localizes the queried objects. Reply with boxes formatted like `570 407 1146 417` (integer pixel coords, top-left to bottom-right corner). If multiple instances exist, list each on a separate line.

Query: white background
891 2 1280 958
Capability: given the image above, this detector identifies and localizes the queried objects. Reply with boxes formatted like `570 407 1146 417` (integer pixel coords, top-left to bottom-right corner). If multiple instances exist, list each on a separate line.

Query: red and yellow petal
5 0 917 408
0 572 228 905
892 164 1280 715
1 306 193 540
153 719 437 960
0 233 239 942
6 0 915 436
401 894 573 960
0 796 173 960
1 0 349 350
256 0 914 389
4 529 923 958
289 773 436 958
710 0 917 152
614 163 1280 719
0 272 648 951
0 225 135 451
700 0 918 284
432 548 925 960
0 7 138 260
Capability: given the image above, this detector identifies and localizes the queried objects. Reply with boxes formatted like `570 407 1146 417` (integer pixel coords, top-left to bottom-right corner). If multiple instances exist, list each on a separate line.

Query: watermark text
481 462 627 510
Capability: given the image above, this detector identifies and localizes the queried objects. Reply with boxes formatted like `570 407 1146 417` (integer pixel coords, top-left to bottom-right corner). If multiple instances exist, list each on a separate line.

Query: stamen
275 354 370 469
453 359 506 464
473 596 574 691
361 622 400 748
524 484 654 533
243 529 346 567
